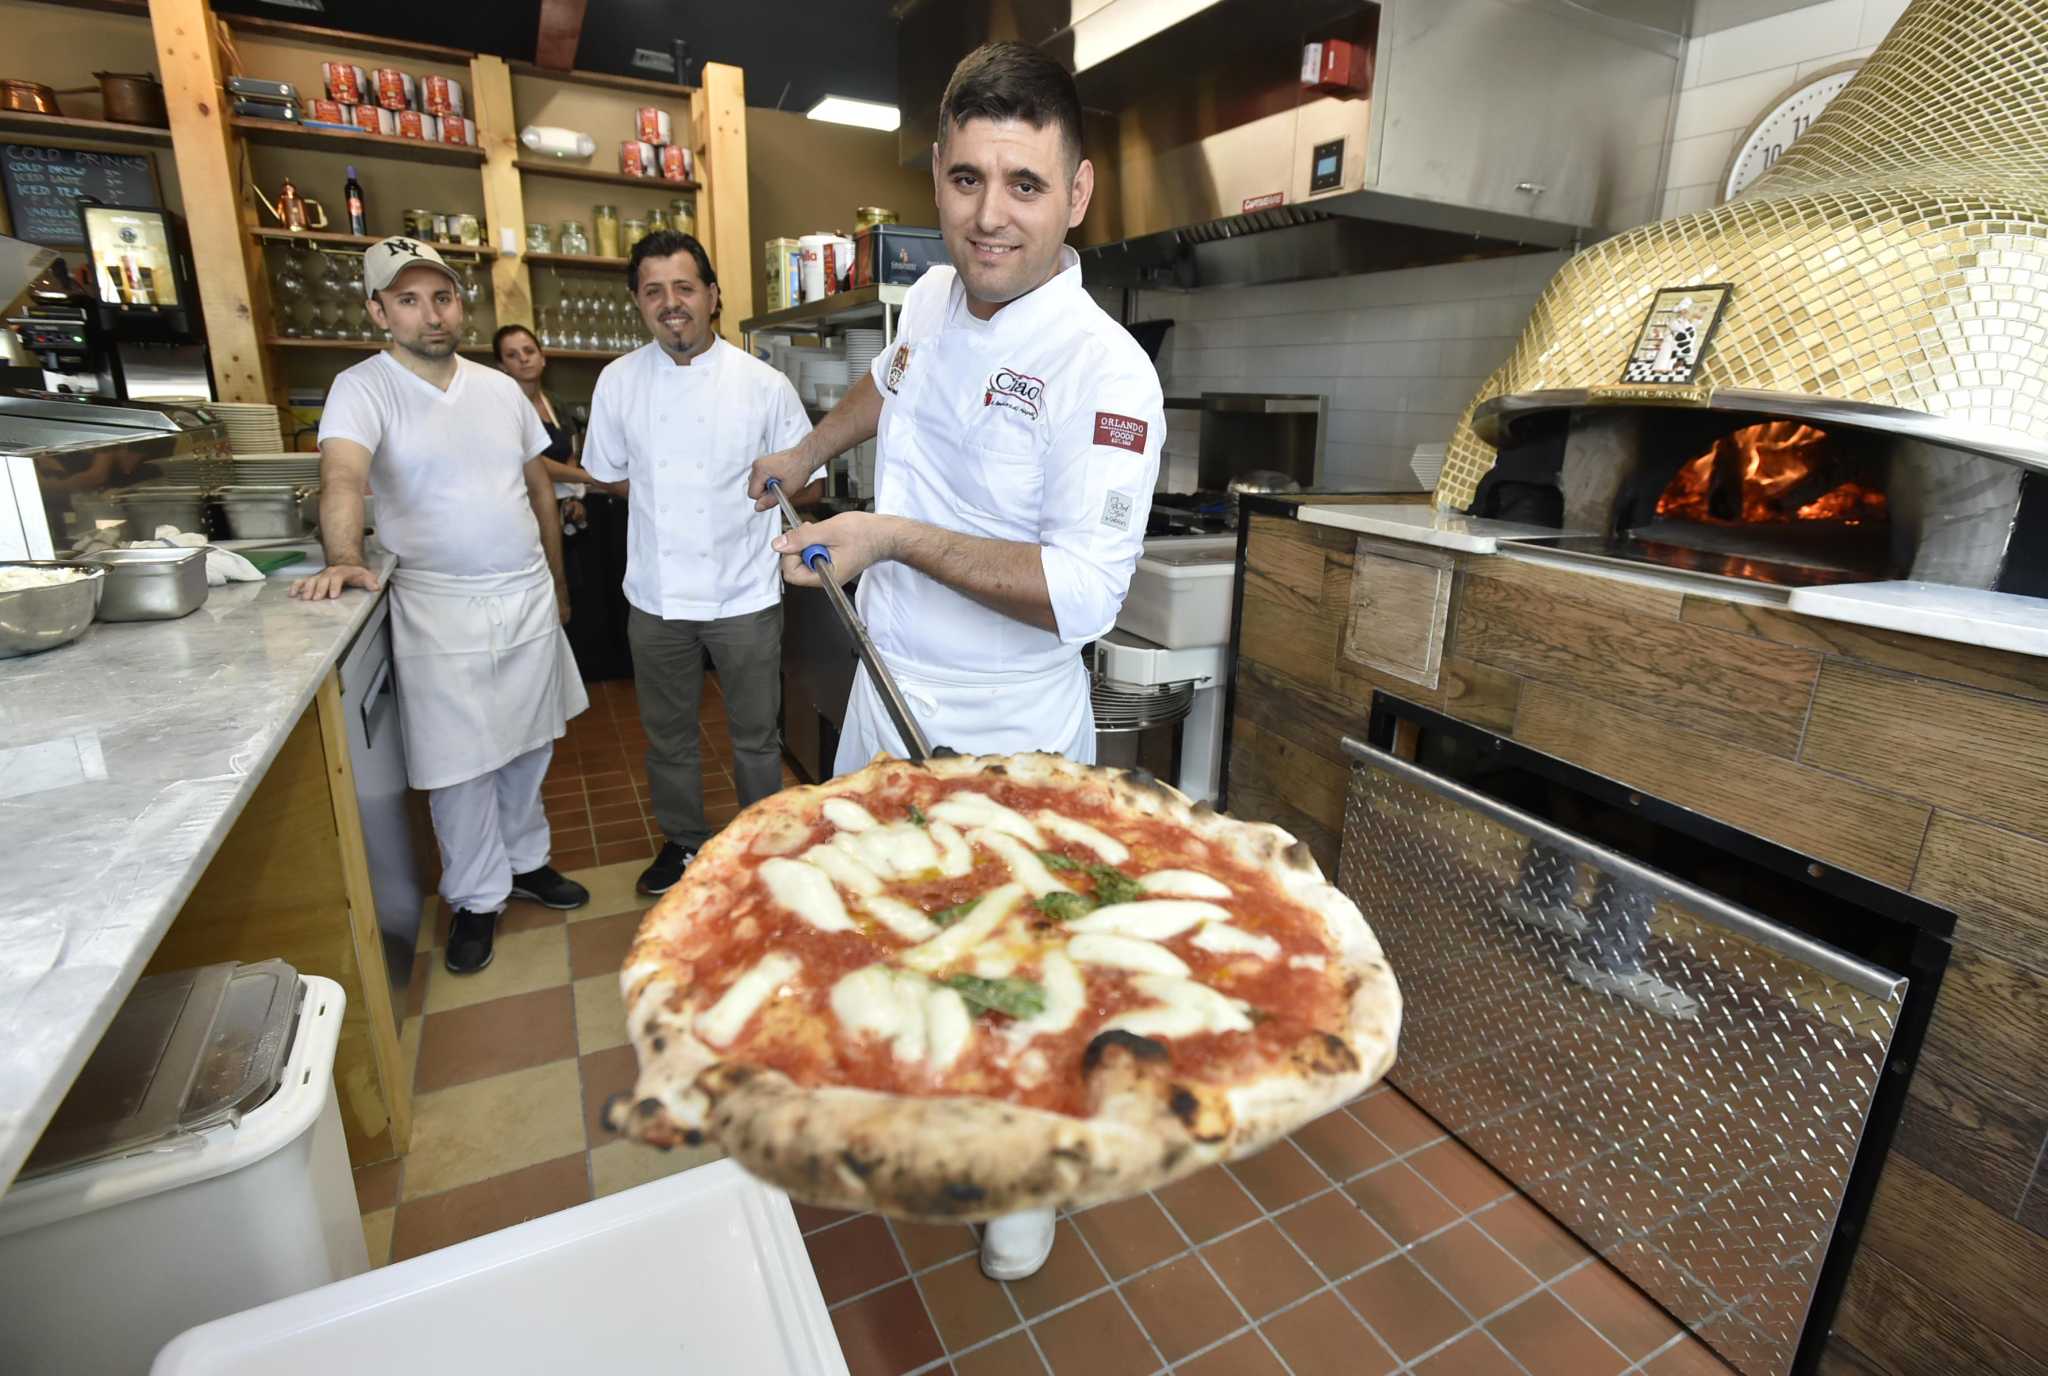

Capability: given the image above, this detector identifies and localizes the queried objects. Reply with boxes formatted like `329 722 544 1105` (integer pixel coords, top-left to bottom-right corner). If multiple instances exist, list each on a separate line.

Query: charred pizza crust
607 753 1400 1221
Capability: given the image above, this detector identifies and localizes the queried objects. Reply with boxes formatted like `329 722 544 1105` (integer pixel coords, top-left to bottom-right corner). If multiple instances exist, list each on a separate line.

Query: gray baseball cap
362 235 462 297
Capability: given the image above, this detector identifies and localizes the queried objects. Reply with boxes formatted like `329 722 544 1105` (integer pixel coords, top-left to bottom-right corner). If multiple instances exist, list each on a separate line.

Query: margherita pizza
606 753 1400 1220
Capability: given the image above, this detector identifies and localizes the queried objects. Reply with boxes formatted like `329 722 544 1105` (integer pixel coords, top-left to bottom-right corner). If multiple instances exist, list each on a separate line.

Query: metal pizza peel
765 478 935 762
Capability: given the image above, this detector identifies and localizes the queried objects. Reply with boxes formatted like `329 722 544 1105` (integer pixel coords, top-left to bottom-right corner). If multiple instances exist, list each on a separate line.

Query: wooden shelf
0 109 172 148
546 348 633 361
740 283 911 336
249 227 495 257
232 118 487 167
524 251 628 270
226 13 475 66
265 336 492 356
508 61 698 99
514 160 698 193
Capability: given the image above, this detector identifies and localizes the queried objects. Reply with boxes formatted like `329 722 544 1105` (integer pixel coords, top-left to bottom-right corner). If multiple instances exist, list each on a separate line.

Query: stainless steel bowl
0 561 104 658
85 546 210 621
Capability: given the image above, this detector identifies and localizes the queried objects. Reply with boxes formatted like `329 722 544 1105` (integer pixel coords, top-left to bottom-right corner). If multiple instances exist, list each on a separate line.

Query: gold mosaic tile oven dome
1437 0 2048 511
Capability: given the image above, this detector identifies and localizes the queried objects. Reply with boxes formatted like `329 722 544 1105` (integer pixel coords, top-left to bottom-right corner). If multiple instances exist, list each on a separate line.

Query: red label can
421 74 464 117
635 107 672 146
306 99 345 124
353 104 395 135
322 62 367 104
439 115 475 145
620 141 655 176
395 109 438 141
373 68 416 111
659 144 692 182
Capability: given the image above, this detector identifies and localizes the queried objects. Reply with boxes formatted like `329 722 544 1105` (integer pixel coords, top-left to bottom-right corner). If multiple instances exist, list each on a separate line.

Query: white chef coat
319 353 549 576
319 352 586 790
582 337 813 620
836 247 1163 769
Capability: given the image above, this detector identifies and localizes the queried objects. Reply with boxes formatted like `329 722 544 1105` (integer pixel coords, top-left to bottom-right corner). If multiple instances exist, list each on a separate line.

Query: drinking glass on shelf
272 243 307 337
347 258 375 340
538 302 562 350
308 252 342 339
457 260 484 346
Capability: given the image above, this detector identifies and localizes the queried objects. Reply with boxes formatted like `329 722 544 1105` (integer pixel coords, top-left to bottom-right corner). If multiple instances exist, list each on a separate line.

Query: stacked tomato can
314 61 478 146
619 106 694 183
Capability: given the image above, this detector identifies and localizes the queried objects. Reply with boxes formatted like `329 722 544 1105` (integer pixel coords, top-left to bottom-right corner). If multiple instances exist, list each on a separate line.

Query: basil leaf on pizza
607 753 1400 1222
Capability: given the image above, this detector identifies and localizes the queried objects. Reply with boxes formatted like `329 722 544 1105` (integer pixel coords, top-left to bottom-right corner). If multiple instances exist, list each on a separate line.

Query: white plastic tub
153 1158 848 1375
1118 535 1239 648
0 976 361 1376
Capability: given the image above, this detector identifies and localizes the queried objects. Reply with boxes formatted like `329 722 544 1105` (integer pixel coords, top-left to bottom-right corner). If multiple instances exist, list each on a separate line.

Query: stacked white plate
209 403 287 455
231 453 323 485
842 328 884 386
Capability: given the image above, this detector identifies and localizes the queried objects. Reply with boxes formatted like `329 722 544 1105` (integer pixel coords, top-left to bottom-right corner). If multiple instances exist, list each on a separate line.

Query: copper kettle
0 79 61 116
93 72 168 128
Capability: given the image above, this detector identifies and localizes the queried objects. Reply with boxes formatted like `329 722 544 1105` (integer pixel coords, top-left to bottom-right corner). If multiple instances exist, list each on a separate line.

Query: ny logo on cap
385 238 421 257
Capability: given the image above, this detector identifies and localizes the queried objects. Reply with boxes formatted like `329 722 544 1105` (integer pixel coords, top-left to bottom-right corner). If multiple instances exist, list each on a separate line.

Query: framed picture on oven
1620 283 1733 386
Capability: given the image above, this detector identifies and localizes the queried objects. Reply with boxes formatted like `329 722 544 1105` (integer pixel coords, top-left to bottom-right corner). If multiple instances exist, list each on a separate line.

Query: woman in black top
494 324 633 680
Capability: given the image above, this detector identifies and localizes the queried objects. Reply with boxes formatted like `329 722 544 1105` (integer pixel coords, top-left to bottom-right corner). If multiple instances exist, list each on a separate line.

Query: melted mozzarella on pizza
760 858 854 932
1106 973 1255 1039
969 828 1071 896
899 883 1028 974
698 952 801 1046
821 798 879 832
929 792 1045 847
1190 923 1282 960
1138 869 1233 900
1069 899 1228 941
830 965 976 1069
1035 811 1129 864
1068 932 1192 978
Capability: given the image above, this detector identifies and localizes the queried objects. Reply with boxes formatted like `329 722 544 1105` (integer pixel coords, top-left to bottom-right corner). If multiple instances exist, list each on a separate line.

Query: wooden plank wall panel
1913 812 2048 973
1456 564 1823 756
1439 654 1520 734
1891 1056 2048 1218
1512 682 1929 888
1804 661 2048 838
1920 946 2048 1112
1860 1156 2048 1360
1835 1248 2048 1376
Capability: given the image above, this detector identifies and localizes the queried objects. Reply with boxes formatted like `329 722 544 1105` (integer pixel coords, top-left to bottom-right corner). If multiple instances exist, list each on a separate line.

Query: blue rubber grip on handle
802 543 830 569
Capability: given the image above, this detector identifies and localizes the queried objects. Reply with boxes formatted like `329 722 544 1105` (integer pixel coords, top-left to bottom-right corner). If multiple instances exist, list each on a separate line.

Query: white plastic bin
0 974 361 1376
1119 535 1239 648
153 1159 849 1375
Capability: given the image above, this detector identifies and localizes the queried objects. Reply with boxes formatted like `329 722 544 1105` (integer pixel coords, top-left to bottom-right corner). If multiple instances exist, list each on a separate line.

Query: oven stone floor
353 676 1736 1375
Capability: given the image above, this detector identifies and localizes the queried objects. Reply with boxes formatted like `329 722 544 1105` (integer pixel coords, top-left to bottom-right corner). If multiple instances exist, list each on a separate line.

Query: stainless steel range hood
895 0 1683 289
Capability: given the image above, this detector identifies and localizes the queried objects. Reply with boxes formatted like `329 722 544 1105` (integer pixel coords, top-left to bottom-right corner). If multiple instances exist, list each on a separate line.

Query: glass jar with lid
670 197 696 238
558 220 590 256
622 218 648 254
526 223 553 253
592 205 620 259
647 206 671 237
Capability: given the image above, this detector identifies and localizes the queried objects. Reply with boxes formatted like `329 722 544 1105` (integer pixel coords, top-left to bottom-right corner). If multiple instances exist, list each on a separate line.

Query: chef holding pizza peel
750 41 1165 1282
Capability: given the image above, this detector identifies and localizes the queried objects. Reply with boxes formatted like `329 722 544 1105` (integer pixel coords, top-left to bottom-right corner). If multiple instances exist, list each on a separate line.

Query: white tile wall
1658 0 1910 215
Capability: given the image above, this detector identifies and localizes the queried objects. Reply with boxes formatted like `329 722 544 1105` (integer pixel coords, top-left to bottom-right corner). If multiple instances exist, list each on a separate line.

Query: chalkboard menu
1 145 161 248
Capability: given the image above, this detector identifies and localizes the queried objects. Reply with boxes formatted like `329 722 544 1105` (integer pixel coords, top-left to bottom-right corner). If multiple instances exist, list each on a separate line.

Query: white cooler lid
151 1159 848 1376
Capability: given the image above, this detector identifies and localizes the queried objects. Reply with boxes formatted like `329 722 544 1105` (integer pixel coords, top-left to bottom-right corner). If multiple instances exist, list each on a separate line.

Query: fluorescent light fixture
807 96 900 132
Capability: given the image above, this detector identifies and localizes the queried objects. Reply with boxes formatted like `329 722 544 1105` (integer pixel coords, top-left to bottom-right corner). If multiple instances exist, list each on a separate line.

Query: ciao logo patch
1093 412 1148 451
984 367 1045 419
884 343 912 393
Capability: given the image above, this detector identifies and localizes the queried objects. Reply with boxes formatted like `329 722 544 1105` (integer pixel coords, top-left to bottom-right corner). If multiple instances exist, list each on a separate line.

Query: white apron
388 559 588 790
833 651 1094 774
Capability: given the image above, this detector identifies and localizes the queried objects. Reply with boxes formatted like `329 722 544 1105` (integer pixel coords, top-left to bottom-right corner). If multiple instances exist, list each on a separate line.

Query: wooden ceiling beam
534 0 589 71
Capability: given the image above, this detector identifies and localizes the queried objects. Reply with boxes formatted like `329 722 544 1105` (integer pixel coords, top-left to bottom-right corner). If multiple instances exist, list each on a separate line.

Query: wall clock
1720 60 1862 202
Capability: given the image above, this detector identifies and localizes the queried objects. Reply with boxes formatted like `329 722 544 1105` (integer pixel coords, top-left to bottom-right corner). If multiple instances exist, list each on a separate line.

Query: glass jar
592 205 620 259
670 197 696 238
558 220 590 256
526 222 553 253
403 208 433 238
622 218 648 254
647 207 670 236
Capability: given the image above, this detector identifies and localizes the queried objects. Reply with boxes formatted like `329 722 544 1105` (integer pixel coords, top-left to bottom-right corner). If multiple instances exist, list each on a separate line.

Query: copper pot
0 79 60 115
95 72 167 128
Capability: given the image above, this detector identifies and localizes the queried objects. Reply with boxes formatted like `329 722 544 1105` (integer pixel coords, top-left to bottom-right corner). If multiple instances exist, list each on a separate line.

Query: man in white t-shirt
748 44 1163 1282
582 230 814 897
291 236 590 975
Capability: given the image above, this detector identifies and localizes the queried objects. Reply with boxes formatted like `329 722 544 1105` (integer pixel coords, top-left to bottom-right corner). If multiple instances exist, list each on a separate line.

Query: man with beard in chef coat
292 236 590 975
750 42 1164 1282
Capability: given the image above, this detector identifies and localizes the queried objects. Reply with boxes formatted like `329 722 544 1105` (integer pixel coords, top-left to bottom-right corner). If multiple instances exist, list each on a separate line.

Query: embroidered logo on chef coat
1101 490 1134 531
885 343 912 394
1094 412 1148 451
984 367 1045 419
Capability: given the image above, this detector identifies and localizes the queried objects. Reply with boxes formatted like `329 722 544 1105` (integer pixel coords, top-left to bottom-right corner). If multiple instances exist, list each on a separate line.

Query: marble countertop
0 544 396 1193
1297 502 1584 552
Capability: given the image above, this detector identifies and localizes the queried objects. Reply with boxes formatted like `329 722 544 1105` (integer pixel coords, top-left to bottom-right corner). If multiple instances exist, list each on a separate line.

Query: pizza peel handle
766 478 935 763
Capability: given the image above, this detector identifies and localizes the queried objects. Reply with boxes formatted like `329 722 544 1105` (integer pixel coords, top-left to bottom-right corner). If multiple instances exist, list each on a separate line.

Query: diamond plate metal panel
1337 746 1906 1376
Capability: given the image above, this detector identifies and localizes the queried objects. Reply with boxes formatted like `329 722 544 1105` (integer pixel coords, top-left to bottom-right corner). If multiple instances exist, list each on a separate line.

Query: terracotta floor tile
1072 1194 1186 1279
805 1212 906 1305
1489 1291 1628 1376
1030 1292 1157 1376
390 1153 590 1262
917 1254 1019 1351
572 972 628 1052
593 818 648 845
549 827 593 857
1345 1162 1461 1246
1201 1219 1321 1318
415 986 578 1093
590 800 645 824
1340 1256 1470 1361
1409 1139 1516 1214
951 1331 1044 1376
598 838 659 865
568 909 643 981
1260 1289 1398 1376
1274 1190 1395 1281
586 783 638 805
1643 1333 1739 1374
1289 1108 1394 1181
1412 1331 1524 1375
1227 1141 1327 1211
793 1202 860 1233
422 927 569 1015
1351 1088 1446 1154
553 847 598 872
402 1059 586 1199
1178 1330 1286 1376
1410 1222 1540 1320
1553 1258 1684 1361
890 1218 979 1271
1003 1219 1105 1318
584 769 629 789
425 897 564 952
1121 1254 1239 1362
540 774 581 798
579 1043 642 1149
1473 1194 1593 1281
830 1278 944 1376
1154 1165 1260 1243
353 1157 400 1214
588 1137 724 1196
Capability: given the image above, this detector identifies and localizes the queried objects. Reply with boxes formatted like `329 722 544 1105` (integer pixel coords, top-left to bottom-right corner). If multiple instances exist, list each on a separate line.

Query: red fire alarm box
1302 38 1371 97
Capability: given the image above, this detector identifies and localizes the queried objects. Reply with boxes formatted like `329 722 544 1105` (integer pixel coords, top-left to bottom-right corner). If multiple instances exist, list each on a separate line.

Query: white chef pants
428 742 554 914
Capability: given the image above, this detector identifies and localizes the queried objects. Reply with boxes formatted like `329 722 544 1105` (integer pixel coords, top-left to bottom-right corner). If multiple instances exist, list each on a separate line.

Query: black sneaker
638 842 697 895
510 864 589 910
445 908 497 975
